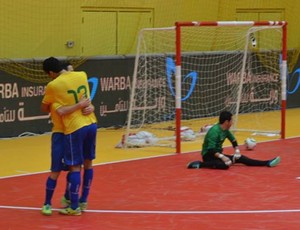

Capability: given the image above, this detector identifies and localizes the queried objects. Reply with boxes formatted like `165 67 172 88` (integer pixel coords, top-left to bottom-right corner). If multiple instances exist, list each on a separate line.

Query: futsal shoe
268 156 281 167
79 202 88 211
41 204 52 216
187 161 201 169
61 196 70 208
59 207 82 216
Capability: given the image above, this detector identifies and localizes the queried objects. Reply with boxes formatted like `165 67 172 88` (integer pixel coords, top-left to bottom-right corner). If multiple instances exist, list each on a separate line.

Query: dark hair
43 57 63 73
61 61 72 70
219 111 232 124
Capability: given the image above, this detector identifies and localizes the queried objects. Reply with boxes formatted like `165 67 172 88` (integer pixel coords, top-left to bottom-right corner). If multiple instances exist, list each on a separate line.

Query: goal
125 21 287 153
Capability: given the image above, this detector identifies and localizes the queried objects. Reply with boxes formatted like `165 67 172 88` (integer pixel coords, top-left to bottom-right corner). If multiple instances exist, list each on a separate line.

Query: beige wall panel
118 11 153 55
81 11 117 56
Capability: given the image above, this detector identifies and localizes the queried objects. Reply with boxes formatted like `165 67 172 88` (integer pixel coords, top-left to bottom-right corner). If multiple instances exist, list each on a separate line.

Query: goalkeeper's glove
218 153 232 166
233 148 241 163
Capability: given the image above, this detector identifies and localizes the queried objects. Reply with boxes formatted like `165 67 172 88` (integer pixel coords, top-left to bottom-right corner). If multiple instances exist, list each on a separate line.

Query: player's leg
59 130 84 216
227 154 281 167
68 166 81 209
61 171 71 207
41 132 64 216
80 123 97 211
61 138 71 208
42 171 60 215
187 152 229 170
80 159 93 211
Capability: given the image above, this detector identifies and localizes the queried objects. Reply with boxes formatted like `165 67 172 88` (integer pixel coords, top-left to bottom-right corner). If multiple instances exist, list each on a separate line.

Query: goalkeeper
187 111 281 169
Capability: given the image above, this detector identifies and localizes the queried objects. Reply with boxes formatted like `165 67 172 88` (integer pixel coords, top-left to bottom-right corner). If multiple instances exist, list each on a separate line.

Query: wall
0 1 299 58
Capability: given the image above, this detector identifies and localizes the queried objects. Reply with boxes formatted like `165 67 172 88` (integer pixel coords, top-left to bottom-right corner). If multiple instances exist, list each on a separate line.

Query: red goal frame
174 21 288 154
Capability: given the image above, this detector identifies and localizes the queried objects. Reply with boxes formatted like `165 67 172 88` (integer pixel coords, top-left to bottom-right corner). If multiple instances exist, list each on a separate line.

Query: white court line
1 205 300 215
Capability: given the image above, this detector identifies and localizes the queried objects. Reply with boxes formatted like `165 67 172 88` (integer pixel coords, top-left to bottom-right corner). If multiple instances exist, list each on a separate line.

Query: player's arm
215 152 232 166
41 84 54 113
228 131 240 152
56 97 91 116
228 131 238 148
41 103 50 113
82 103 95 115
227 131 241 161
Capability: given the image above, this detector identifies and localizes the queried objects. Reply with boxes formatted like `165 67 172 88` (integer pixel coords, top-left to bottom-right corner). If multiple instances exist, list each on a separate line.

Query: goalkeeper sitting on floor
187 111 281 170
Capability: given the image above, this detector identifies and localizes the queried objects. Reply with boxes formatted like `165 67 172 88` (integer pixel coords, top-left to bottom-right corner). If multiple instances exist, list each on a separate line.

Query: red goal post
174 21 287 154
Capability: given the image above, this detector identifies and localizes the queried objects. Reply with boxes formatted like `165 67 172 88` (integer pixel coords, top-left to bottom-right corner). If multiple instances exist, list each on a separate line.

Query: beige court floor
0 108 299 177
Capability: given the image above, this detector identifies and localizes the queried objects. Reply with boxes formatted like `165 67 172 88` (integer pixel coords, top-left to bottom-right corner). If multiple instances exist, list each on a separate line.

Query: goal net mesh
125 23 284 148
0 57 87 83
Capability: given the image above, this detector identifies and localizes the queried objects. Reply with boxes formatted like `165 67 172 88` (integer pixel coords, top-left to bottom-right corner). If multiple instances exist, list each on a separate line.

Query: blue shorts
64 123 97 166
51 132 67 172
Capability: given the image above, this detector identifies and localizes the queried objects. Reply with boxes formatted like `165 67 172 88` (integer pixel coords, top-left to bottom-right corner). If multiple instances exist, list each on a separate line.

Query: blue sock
68 171 81 210
44 177 57 205
80 168 93 203
64 172 71 200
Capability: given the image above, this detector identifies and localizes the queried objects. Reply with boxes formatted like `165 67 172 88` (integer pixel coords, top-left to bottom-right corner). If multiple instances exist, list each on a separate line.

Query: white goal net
125 21 287 152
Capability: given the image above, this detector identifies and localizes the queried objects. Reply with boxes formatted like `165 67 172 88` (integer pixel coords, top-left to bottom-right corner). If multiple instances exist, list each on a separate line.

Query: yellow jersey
50 103 64 133
42 71 97 134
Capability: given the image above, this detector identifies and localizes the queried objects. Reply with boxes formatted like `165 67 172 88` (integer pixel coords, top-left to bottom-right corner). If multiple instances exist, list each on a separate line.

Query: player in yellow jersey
41 98 92 215
41 62 94 216
42 57 97 216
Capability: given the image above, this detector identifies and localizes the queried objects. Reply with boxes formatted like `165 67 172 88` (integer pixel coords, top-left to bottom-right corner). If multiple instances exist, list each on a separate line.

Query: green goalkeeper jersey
201 123 236 156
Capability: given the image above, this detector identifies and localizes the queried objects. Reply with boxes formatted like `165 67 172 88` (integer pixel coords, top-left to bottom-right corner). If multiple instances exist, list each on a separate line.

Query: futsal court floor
0 108 300 229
